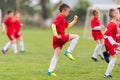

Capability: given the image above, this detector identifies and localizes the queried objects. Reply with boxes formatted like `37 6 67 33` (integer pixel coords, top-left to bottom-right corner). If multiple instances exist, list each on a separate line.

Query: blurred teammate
2 11 25 54
104 8 120 78
90 9 104 61
2 10 18 54
47 3 79 76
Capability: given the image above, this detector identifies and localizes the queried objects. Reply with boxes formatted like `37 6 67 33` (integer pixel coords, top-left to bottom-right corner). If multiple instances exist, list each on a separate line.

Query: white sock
11 43 18 54
19 41 24 51
67 36 79 53
48 55 58 72
105 57 116 76
3 42 11 51
98 43 104 57
92 44 101 58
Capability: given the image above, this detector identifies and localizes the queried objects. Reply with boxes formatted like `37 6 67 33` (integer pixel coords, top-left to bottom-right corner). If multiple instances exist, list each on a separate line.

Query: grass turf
0 27 120 80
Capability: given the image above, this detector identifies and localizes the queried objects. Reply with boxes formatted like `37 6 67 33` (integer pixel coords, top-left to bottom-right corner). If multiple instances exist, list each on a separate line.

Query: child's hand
2 29 5 34
116 43 120 47
56 35 61 39
74 15 78 21
101 25 105 28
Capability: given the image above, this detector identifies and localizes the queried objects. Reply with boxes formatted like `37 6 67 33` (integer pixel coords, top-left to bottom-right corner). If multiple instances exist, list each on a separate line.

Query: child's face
62 8 70 17
15 13 20 19
95 11 99 18
8 12 14 18
114 9 120 20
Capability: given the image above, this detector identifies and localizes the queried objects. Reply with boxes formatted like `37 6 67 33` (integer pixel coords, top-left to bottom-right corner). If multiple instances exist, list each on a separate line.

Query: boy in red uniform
2 12 25 54
90 10 104 61
47 3 79 76
2 11 18 54
104 8 120 78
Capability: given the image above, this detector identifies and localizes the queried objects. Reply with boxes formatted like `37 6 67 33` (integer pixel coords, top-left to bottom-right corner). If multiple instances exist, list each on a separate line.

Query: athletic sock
48 55 58 72
67 36 79 53
105 57 116 76
3 42 11 51
99 43 104 57
11 43 18 54
19 41 25 51
92 44 101 58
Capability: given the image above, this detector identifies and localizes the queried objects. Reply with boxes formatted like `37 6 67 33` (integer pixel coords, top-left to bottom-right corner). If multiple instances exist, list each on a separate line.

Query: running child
90 9 104 61
47 3 79 76
104 8 120 78
2 10 18 54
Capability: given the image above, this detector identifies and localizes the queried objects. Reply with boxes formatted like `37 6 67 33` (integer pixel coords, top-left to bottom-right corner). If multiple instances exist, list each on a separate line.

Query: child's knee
75 35 79 39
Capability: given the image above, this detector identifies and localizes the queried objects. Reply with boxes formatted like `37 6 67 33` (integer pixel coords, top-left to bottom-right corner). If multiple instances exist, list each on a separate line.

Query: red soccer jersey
104 21 118 40
3 17 15 33
91 17 100 28
14 20 21 32
53 14 68 35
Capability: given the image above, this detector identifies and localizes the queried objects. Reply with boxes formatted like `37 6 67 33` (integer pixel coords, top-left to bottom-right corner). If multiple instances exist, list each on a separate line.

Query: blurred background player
1 11 25 54
47 3 79 76
104 8 120 78
2 10 18 54
90 9 104 61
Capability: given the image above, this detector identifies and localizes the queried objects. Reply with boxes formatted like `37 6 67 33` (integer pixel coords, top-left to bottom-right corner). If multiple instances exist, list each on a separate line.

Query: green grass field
0 27 120 80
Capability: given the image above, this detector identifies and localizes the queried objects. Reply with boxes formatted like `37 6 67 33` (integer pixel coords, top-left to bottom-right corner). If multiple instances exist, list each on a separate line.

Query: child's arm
51 24 61 39
67 15 78 28
1 23 6 33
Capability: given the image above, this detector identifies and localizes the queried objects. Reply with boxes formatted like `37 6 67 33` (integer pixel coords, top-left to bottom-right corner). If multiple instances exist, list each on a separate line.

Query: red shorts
53 34 69 49
92 30 103 40
7 31 15 40
104 39 117 56
15 31 22 38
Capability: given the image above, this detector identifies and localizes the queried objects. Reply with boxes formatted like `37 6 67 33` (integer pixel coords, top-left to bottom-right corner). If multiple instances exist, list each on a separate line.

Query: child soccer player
2 10 18 54
90 9 104 61
47 3 79 76
104 8 120 78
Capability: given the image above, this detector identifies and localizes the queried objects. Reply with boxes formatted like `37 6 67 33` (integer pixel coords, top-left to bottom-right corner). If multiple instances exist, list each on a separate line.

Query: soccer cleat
104 75 112 78
103 51 110 63
1 49 7 54
20 50 25 53
98 55 104 60
91 57 98 62
64 51 75 61
47 72 56 76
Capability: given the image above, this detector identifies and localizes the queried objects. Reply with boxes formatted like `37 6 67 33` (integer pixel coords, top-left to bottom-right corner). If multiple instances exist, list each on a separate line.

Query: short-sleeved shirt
14 20 21 32
104 22 118 40
53 14 68 35
91 17 100 29
3 17 14 33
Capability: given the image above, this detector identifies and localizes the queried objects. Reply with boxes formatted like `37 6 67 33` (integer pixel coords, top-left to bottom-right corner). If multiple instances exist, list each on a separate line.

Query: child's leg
3 41 11 51
48 47 60 75
105 55 116 77
98 39 104 59
11 39 18 54
17 36 25 52
92 40 101 59
66 34 79 53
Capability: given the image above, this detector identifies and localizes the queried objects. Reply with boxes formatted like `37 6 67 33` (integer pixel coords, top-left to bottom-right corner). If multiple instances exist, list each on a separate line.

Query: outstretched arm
2 23 6 33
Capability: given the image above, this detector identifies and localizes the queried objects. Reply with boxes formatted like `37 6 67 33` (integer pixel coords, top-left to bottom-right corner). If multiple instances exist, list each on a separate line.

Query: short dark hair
109 8 117 18
7 10 13 15
92 10 99 16
59 3 70 12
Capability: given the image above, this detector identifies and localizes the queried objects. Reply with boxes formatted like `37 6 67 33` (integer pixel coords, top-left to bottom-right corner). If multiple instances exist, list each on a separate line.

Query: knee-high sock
67 36 79 53
19 41 24 51
3 42 11 51
105 57 116 75
48 55 58 72
99 43 104 57
92 44 101 58
11 43 18 54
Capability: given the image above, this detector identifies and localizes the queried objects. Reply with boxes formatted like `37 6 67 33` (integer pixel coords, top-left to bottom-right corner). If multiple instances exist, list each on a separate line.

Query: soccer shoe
91 57 98 62
20 50 25 53
103 51 110 63
64 51 75 61
104 75 112 78
47 72 56 76
1 49 7 54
